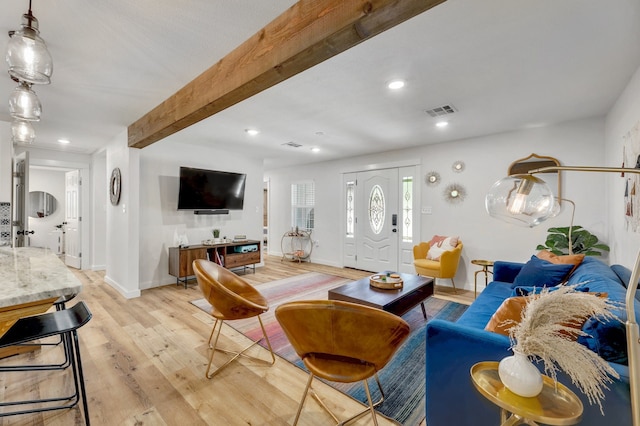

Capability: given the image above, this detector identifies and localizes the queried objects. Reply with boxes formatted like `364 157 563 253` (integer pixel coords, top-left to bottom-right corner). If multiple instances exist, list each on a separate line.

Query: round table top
471 259 494 267
470 361 583 425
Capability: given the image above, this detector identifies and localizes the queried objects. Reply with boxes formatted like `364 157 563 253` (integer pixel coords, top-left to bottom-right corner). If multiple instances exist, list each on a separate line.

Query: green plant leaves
537 225 610 256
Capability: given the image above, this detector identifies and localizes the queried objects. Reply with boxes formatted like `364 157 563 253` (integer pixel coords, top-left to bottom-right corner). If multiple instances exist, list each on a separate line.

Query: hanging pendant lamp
6 0 53 85
11 119 36 144
8 81 41 121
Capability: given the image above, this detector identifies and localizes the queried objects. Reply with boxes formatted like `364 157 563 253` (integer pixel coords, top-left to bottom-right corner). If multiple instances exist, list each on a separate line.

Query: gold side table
471 259 494 298
470 361 583 426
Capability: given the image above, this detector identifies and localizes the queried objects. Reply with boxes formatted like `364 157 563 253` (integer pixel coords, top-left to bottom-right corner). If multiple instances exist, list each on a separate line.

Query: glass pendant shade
6 12 53 85
485 175 555 227
11 120 36 144
8 82 41 121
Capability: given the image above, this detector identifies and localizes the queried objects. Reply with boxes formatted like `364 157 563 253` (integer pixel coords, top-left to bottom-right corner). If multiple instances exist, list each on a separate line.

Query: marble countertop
0 247 82 308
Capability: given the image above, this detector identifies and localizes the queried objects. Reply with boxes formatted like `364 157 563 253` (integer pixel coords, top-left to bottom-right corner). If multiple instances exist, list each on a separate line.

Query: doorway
342 165 419 274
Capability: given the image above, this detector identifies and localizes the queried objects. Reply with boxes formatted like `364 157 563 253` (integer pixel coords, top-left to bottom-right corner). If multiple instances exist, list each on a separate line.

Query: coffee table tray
370 274 403 290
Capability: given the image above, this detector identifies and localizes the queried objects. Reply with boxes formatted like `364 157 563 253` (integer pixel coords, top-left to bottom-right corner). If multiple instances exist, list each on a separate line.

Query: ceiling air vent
282 141 302 148
425 104 457 118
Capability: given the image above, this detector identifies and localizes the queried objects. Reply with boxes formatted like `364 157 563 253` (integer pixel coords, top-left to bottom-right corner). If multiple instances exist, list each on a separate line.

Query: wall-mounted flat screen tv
177 167 246 211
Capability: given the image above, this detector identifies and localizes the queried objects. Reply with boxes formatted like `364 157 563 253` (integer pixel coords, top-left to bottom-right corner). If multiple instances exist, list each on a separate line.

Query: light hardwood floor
0 255 474 425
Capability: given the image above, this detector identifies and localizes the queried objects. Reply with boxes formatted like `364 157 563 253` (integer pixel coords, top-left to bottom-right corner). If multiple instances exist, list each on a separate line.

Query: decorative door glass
346 180 355 237
402 176 413 242
369 184 385 234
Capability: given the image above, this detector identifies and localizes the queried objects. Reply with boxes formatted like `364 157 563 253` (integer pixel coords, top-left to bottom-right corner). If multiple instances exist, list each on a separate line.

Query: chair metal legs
450 278 458 294
293 373 385 426
205 315 275 379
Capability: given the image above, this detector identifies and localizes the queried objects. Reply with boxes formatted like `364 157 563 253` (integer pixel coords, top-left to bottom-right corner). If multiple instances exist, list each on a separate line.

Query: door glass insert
402 176 413 242
346 181 355 237
369 184 385 234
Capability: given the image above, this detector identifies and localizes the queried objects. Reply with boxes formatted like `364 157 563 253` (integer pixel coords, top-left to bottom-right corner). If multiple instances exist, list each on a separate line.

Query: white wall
605 64 640 269
138 140 265 289
105 131 140 298
265 117 606 292
91 151 106 270
27 168 65 249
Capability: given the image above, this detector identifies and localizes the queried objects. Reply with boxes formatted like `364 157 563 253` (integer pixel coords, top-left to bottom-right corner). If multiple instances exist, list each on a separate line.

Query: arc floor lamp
486 165 640 426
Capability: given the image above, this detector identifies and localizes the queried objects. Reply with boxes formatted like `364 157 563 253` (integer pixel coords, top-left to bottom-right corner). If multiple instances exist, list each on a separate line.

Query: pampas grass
506 284 621 413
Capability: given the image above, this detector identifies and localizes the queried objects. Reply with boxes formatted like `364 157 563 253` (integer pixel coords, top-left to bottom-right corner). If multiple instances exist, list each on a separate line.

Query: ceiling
1 0 640 170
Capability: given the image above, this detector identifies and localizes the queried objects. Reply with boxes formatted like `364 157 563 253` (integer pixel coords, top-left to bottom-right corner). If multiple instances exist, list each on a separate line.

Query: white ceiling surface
1 1 640 170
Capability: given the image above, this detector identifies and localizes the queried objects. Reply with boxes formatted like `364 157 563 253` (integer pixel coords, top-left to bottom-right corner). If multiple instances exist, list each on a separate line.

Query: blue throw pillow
578 318 628 365
512 256 574 288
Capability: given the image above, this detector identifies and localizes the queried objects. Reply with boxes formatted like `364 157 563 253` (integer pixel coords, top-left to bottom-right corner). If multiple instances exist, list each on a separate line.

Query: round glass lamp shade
11 120 36 144
485 175 556 227
8 82 41 121
6 13 53 85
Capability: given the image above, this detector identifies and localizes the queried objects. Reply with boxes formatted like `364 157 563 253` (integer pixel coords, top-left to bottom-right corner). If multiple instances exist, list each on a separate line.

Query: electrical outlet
421 206 432 214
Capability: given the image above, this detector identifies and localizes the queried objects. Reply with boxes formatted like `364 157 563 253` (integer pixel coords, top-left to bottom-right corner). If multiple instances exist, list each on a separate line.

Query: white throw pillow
427 236 459 261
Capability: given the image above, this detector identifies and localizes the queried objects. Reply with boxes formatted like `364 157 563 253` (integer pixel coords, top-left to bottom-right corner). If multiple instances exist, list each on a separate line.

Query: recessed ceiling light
311 147 320 153
245 129 259 136
436 121 449 128
57 138 70 144
387 80 405 90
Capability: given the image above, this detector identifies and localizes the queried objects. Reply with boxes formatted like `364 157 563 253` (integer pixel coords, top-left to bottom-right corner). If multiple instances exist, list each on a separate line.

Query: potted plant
212 228 221 243
537 226 610 256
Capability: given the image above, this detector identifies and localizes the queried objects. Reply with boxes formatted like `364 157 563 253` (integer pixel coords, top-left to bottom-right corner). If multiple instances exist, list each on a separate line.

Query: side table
470 361 583 426
471 259 494 298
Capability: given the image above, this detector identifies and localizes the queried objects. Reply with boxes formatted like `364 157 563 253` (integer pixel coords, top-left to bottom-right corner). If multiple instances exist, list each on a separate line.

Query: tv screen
177 167 246 211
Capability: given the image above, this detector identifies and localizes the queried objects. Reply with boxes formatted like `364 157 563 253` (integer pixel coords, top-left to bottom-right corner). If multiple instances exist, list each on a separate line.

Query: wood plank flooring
0 255 473 425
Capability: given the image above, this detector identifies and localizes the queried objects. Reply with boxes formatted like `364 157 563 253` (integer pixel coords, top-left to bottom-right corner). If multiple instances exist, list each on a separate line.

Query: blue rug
191 273 469 425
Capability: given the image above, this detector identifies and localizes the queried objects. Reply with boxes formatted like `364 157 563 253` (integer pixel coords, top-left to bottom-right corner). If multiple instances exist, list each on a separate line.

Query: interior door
354 169 399 272
12 152 30 247
64 170 81 268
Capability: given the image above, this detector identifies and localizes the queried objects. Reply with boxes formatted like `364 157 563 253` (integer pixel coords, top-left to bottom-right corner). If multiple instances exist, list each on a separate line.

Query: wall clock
110 167 121 206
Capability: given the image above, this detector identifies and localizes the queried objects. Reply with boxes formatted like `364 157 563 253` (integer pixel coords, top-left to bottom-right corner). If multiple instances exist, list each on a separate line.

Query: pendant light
5 0 53 85
8 80 41 121
11 120 36 144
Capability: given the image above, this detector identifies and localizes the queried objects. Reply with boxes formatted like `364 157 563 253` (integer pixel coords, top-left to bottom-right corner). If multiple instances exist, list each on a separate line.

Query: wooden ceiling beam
128 0 446 149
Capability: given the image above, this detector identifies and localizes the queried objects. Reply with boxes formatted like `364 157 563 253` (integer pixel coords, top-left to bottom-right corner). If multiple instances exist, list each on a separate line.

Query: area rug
190 272 468 425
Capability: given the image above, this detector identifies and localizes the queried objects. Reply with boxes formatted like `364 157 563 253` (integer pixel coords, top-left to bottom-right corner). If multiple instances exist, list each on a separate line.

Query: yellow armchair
413 240 463 293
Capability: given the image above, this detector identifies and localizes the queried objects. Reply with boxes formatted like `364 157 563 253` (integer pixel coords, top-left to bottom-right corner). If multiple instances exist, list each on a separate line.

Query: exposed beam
128 0 446 149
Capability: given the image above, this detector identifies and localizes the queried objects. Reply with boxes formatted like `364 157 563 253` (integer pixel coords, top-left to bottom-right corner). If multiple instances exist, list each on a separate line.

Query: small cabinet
168 240 261 288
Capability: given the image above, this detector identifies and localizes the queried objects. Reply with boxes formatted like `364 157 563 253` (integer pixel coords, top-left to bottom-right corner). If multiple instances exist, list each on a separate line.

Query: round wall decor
109 167 121 206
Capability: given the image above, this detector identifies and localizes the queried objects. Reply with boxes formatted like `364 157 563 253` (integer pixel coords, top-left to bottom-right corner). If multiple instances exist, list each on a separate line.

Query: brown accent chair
413 240 463 293
193 259 275 378
275 300 410 425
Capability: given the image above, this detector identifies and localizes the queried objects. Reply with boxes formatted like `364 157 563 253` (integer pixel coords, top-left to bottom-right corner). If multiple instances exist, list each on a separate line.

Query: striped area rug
191 272 468 425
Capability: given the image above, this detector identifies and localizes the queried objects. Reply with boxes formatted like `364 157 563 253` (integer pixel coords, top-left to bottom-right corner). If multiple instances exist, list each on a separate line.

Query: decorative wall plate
110 167 121 206
452 161 465 173
444 183 466 203
425 171 441 186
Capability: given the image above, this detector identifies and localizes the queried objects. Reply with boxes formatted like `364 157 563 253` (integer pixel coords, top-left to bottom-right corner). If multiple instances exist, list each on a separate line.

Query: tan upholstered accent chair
193 259 275 378
275 300 410 425
413 240 463 293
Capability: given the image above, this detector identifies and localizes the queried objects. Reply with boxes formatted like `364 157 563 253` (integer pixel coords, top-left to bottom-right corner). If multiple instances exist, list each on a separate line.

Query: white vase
498 350 543 397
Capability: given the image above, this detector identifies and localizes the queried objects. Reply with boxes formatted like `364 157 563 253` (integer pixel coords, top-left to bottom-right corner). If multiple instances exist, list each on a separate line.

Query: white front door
64 170 81 269
12 152 30 247
356 169 399 272
343 166 418 274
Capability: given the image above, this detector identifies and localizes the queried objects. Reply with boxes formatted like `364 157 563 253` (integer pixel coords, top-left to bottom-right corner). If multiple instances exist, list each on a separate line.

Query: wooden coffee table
328 272 434 319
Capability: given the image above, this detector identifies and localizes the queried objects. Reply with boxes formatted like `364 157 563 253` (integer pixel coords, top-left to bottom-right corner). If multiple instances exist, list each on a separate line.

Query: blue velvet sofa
425 256 640 426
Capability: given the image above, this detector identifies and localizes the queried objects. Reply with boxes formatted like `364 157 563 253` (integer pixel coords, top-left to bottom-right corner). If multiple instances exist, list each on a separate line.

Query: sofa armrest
425 319 511 426
493 261 524 283
425 319 632 426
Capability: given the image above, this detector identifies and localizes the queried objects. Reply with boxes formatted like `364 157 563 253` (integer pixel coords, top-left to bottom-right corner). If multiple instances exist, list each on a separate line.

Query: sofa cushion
456 281 514 329
610 263 640 301
512 255 574 288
